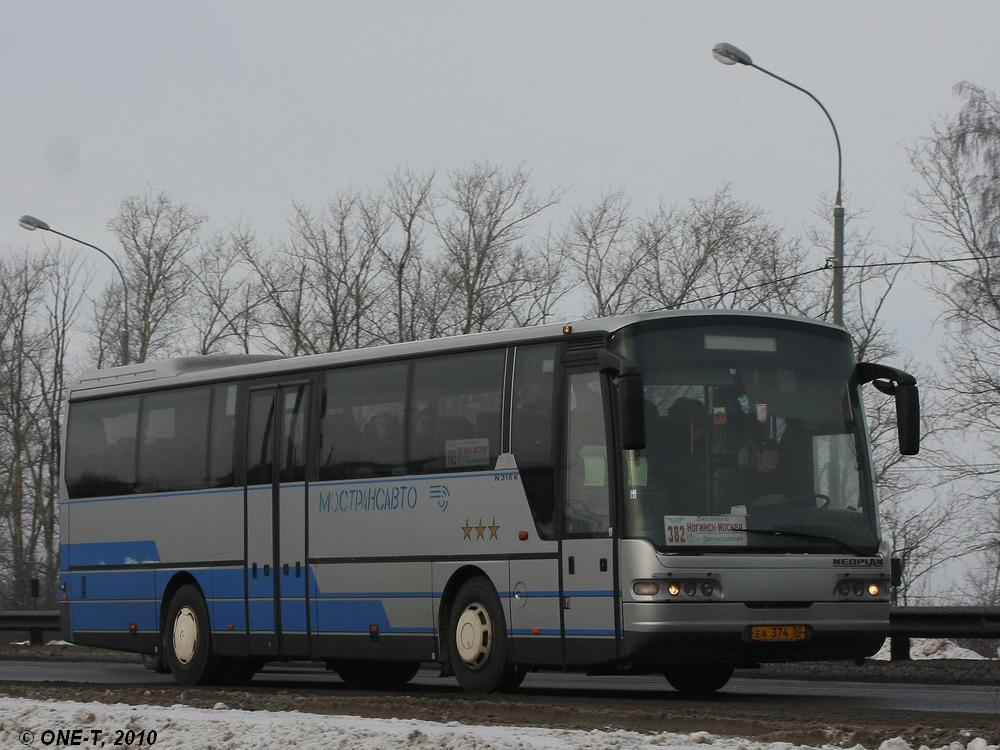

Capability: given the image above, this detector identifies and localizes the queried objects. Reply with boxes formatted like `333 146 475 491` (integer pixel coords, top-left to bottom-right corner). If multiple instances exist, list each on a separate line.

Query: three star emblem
462 517 500 541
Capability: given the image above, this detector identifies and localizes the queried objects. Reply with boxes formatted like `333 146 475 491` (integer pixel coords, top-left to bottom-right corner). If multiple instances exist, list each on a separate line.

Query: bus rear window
65 396 140 498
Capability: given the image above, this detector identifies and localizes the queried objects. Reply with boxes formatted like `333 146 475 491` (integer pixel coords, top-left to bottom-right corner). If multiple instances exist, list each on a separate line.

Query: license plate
750 624 808 641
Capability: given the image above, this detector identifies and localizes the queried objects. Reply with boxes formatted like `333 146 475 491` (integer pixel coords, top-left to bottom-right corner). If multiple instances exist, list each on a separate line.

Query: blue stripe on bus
560 590 614 597
314 591 436 599
64 563 611 638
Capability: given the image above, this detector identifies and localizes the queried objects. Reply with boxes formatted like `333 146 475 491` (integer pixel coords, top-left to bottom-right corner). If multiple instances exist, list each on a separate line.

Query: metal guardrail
888 606 1000 639
2 607 997 652
0 610 60 645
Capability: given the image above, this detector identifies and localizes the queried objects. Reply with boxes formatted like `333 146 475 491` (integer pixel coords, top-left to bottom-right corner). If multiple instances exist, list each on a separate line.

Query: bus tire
447 576 513 693
163 584 220 685
497 664 527 692
333 660 421 689
664 664 734 695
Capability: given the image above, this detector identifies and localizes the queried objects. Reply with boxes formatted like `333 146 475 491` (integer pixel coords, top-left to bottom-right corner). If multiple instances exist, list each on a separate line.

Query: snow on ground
0 697 996 750
870 638 991 661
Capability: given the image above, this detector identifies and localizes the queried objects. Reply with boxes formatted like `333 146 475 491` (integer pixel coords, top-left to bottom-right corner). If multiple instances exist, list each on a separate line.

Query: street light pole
18 215 131 365
712 42 845 327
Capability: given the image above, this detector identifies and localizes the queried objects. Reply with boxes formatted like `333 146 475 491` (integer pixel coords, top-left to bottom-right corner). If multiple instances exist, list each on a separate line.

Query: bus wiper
745 528 874 556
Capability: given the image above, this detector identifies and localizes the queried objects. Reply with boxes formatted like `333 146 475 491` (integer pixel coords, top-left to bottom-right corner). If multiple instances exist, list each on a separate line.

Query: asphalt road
2 660 997 716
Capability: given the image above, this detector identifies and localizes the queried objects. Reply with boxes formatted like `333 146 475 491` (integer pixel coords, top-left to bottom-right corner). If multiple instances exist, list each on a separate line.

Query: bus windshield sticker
756 403 768 423
663 515 748 547
581 450 607 487
445 438 490 468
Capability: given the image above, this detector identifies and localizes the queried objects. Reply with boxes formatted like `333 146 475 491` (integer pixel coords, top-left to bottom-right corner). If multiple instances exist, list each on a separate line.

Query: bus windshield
616 319 879 555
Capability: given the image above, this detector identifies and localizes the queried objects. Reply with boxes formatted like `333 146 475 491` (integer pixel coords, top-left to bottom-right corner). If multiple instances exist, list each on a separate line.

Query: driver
742 439 789 507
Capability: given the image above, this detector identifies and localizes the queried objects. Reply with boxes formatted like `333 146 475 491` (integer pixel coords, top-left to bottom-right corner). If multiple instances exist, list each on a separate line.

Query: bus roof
68 309 844 398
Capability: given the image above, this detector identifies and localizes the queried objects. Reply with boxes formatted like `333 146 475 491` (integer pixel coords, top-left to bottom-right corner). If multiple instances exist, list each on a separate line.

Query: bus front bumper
622 600 888 664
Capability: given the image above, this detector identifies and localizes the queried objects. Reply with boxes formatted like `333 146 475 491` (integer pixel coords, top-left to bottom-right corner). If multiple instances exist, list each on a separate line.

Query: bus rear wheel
333 660 421 689
163 584 220 685
664 664 734 695
447 576 517 693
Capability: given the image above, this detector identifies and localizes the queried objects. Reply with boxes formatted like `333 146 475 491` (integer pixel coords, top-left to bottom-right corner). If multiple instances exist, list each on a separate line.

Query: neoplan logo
833 558 882 568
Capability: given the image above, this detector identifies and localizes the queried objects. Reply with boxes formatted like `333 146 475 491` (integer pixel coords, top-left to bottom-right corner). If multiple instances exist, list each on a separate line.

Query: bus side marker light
531 627 541 635
518 530 529 541
562 324 573 334
632 581 660 596
369 624 380 641
227 624 234 631
129 623 137 635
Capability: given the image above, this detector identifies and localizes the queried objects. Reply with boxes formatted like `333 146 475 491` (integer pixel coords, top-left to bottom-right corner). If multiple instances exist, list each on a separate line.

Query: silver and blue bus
57 310 918 693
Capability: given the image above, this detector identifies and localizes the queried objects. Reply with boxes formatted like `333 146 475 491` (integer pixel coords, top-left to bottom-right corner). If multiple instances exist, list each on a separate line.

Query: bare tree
97 190 207 364
433 162 562 335
31 252 88 599
560 191 641 317
187 226 266 354
363 169 437 344
0 251 82 608
635 188 807 313
908 82 1000 603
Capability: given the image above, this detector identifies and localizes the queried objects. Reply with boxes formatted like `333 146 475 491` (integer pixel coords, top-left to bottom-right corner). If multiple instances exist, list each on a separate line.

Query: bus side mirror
891 556 904 588
894 383 920 456
855 362 920 456
617 370 645 451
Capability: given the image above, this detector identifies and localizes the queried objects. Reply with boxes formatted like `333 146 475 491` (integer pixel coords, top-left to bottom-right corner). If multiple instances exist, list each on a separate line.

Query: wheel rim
455 602 492 669
172 606 198 665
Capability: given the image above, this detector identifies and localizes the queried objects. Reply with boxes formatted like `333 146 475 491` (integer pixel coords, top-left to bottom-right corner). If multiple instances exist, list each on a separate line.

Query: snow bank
0 697 996 750
870 638 990 660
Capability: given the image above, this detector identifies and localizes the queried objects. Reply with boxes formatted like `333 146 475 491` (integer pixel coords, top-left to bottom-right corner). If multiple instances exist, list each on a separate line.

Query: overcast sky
3 1 998 363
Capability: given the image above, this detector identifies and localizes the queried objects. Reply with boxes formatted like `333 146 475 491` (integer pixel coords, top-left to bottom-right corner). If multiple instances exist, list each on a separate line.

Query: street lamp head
18 215 50 232
712 42 753 66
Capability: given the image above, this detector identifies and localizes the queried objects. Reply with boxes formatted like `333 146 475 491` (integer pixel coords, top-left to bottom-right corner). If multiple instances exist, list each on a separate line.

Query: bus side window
320 362 407 480
208 384 238 487
408 349 504 475
65 396 140 498
564 371 610 537
137 387 210 493
511 343 557 540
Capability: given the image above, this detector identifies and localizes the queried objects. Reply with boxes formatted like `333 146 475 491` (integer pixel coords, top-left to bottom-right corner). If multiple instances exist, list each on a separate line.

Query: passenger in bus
359 412 402 475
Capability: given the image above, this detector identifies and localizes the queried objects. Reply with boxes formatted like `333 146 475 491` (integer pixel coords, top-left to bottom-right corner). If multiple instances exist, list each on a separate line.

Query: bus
57 309 918 693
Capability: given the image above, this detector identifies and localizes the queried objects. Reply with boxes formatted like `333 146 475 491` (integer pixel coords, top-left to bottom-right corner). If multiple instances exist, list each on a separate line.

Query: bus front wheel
163 584 219 685
447 576 516 693
664 664 734 695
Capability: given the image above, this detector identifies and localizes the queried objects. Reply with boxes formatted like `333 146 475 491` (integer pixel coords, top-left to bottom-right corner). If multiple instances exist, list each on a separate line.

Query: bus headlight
867 582 881 596
667 582 682 597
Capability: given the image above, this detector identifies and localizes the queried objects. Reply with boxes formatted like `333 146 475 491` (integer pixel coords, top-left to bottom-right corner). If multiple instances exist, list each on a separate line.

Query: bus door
560 369 619 665
244 381 311 658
